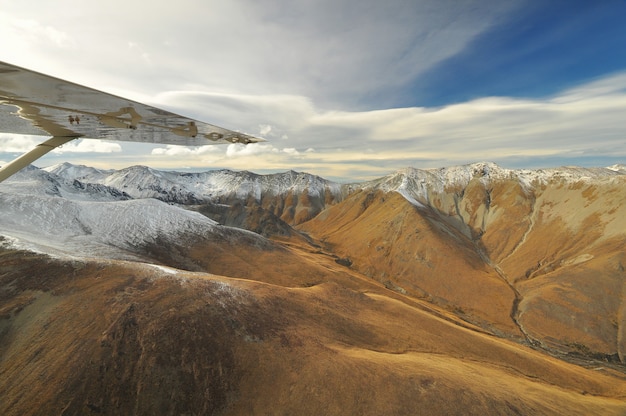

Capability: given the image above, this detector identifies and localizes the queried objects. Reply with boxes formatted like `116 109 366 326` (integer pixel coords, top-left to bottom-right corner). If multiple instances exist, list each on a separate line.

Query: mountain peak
44 162 111 181
362 162 626 209
607 164 626 174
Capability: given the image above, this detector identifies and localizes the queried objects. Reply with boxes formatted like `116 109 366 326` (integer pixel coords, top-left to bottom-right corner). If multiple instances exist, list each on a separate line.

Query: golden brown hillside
1 247 625 416
2 163 626 415
299 190 521 338
299 172 626 363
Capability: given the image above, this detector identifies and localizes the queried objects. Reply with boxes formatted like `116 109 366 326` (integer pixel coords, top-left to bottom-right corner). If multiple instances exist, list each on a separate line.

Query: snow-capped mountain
3 160 626 408
607 164 626 174
42 163 349 229
45 162 345 205
42 161 625 218
0 166 272 261
2 161 624 262
0 193 216 260
2 164 130 201
362 162 625 208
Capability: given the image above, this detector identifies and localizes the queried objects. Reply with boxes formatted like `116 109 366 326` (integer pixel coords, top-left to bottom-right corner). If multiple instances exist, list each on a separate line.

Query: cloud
11 17 75 48
0 12 78 75
259 124 272 136
225 143 278 158
217 0 523 107
553 72 626 102
0 0 522 109
0 134 42 153
299 72 626 156
1 1 623 180
151 145 223 157
148 72 626 177
2 71 625 180
51 139 122 154
282 148 300 156
154 91 316 130
0 136 123 156
127 41 152 65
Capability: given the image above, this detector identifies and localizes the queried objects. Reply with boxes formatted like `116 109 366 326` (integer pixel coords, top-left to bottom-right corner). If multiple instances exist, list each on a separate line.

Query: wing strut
0 136 77 182
1 61 265 183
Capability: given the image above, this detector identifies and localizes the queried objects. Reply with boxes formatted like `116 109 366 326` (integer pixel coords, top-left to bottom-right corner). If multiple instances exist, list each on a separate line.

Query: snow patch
363 162 625 206
562 253 594 267
149 264 179 275
47 164 344 204
4 162 623 262
0 191 218 260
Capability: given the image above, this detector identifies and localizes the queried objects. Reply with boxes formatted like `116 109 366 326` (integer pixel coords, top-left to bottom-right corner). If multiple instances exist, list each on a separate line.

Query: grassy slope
1 247 625 415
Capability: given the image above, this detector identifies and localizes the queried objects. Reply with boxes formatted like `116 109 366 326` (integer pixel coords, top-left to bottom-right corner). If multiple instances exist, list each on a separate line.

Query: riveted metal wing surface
0 61 263 182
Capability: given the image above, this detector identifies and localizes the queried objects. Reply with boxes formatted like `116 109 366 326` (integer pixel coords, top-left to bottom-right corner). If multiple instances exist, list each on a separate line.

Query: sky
1 0 625 181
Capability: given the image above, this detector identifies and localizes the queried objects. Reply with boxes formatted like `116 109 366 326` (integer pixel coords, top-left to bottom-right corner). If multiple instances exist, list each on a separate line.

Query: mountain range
1 161 625 415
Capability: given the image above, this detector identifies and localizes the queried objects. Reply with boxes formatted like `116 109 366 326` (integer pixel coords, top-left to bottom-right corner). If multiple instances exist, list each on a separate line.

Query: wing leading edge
0 61 264 182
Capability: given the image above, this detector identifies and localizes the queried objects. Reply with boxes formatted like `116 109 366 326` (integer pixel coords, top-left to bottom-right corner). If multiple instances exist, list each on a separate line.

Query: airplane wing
0 61 264 182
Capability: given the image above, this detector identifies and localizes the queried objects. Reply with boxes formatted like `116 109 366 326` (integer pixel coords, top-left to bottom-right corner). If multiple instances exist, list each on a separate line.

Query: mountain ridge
2 161 626 415
41 161 625 221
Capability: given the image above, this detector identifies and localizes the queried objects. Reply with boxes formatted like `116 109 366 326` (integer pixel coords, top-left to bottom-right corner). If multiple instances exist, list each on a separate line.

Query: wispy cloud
151 145 223 157
51 139 122 154
2 71 625 180
1 1 624 180
146 72 626 178
0 134 41 153
9 17 76 49
0 136 121 154
0 0 521 107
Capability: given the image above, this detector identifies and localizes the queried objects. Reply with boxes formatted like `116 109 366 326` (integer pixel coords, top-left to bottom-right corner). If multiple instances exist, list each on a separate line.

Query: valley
1 162 625 415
